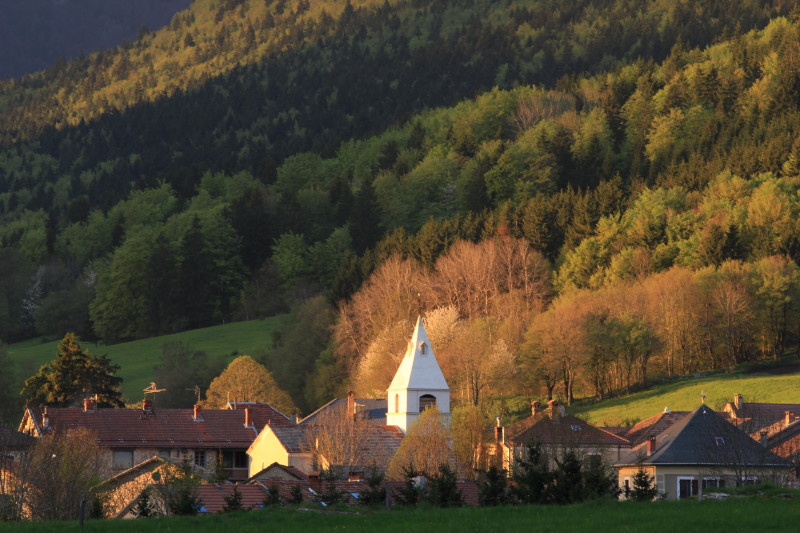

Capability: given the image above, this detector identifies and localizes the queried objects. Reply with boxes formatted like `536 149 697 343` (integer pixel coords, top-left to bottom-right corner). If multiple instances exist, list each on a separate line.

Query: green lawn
573 362 800 426
2 498 798 532
7 316 289 403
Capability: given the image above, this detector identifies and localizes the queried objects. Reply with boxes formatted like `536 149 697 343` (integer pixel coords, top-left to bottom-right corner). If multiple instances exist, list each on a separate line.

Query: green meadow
1 498 798 533
573 361 800 426
6 316 289 403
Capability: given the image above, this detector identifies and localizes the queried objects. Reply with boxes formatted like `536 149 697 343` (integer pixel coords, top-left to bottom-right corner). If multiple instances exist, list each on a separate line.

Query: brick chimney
494 416 503 443
42 407 50 430
734 394 743 410
531 401 543 415
786 411 794 427
83 398 97 412
193 404 203 421
647 436 656 456
548 400 561 422
244 407 252 428
142 399 153 413
347 390 355 421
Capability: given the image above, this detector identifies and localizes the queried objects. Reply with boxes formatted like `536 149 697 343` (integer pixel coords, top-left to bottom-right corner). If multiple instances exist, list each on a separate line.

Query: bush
427 464 463 508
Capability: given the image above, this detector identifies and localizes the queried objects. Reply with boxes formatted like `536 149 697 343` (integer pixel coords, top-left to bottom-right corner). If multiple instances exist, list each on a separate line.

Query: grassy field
6 316 289 402
572 360 800 426
1 498 798 532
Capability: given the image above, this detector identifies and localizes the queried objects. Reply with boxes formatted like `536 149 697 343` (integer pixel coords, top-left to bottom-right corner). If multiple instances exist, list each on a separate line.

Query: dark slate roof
506 413 630 447
617 405 791 467
23 403 291 448
270 426 310 453
299 398 388 425
0 426 36 449
269 424 404 470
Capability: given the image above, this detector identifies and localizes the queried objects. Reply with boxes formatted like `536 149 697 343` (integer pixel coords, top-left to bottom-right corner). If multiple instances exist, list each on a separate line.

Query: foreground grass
2 498 799 533
572 362 800 426
7 316 289 402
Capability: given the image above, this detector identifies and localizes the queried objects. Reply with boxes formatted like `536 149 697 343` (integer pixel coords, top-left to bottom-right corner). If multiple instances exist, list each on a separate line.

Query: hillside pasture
572 361 800 426
7 316 289 403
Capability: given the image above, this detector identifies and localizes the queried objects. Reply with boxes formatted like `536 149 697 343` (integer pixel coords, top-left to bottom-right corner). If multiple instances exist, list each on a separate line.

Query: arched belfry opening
419 394 436 412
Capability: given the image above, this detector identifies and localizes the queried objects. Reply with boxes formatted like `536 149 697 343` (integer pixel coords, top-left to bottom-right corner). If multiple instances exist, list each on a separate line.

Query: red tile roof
197 484 268 514
506 413 630 447
622 411 688 446
24 403 291 448
248 462 308 481
250 479 480 507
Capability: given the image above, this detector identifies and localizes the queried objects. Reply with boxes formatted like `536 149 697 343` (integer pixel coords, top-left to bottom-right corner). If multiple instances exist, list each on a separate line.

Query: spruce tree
21 332 124 408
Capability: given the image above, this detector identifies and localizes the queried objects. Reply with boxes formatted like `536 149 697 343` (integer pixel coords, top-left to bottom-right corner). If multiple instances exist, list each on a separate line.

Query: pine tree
629 466 658 501
21 332 124 408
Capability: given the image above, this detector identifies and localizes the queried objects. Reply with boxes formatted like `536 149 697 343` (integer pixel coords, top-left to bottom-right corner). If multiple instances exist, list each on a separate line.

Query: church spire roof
387 316 449 391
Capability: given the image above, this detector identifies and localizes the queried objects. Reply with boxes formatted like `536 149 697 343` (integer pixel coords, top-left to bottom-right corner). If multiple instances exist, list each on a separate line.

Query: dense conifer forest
3 0 800 414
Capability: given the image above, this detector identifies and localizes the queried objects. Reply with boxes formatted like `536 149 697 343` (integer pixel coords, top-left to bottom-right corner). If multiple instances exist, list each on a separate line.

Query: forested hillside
0 0 192 80
2 0 800 414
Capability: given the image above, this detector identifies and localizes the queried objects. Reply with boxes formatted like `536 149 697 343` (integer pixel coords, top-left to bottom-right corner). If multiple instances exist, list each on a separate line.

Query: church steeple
386 316 450 433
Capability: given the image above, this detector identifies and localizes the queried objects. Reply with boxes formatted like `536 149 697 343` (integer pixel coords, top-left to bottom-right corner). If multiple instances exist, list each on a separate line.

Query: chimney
760 431 768 447
244 407 252 428
734 394 743 410
548 400 561 422
531 401 542 416
647 436 656 456
786 411 794 428
42 407 50 430
83 398 97 412
494 416 502 442
347 390 355 421
142 399 153 413
193 404 203 421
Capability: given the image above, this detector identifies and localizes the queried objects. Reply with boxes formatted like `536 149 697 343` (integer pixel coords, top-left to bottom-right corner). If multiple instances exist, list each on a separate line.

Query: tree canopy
203 355 296 415
21 332 123 408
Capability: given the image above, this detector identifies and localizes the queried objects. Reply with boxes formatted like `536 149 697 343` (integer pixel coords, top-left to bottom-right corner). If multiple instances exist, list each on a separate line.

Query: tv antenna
143 382 166 401
186 385 201 404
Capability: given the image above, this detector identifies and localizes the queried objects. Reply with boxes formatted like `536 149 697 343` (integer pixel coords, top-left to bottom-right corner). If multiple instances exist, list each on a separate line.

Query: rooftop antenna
143 382 166 401
186 385 201 404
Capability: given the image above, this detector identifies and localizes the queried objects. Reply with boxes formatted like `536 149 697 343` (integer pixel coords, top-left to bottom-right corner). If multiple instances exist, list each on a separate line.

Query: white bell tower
386 316 450 434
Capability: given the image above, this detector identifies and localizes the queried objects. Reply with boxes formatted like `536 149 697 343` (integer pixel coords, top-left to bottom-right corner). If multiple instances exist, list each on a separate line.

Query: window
587 454 601 470
715 437 726 446
112 450 134 470
395 394 399 413
678 477 697 499
419 394 436 412
222 450 249 469
570 424 582 431
738 477 759 486
194 450 206 467
703 478 725 490
158 449 171 459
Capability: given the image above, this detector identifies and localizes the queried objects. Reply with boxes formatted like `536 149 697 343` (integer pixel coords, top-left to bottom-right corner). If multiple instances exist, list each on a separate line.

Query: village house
488 399 631 473
18 399 293 481
616 404 792 500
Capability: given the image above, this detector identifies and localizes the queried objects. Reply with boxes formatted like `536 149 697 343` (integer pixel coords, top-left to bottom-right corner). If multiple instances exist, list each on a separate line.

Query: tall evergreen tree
21 332 123 407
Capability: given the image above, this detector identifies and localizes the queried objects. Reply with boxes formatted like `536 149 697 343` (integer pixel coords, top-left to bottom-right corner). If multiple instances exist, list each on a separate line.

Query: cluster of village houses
2 317 800 518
